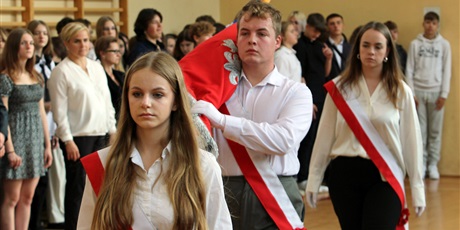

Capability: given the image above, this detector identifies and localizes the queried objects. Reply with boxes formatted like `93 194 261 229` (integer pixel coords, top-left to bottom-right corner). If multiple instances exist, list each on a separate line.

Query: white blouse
77 143 232 230
48 58 116 141
306 76 426 207
274 46 302 83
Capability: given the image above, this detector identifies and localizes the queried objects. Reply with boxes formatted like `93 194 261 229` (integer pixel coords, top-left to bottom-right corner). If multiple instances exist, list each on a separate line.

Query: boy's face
327 17 343 37
237 13 281 67
423 19 439 38
305 24 321 41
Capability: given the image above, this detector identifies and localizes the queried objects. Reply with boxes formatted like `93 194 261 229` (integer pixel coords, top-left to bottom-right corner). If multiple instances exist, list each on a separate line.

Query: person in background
128 8 164 66
0 100 7 157
75 18 97 61
293 13 332 192
95 16 125 72
96 16 117 38
189 21 216 46
0 28 9 57
405 11 451 180
288 11 306 38
306 21 426 230
191 2 312 229
27 20 66 230
118 32 130 70
213 23 226 35
325 13 351 81
274 21 301 82
95 36 125 121
48 22 116 230
163 33 177 56
0 28 52 230
384 20 407 74
173 28 195 61
52 17 75 63
78 52 232 229
195 14 216 24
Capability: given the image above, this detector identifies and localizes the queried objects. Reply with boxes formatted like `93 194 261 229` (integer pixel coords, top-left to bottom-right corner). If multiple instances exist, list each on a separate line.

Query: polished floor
304 177 460 230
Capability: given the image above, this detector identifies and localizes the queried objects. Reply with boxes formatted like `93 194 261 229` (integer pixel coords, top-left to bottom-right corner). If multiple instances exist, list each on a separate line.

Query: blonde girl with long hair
77 52 232 230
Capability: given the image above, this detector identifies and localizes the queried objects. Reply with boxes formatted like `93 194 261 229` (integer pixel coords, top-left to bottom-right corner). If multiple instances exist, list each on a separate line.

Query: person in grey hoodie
406 11 451 180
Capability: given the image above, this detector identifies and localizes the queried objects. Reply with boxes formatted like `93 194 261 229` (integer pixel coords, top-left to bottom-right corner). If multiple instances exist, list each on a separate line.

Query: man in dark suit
0 99 8 157
325 13 351 81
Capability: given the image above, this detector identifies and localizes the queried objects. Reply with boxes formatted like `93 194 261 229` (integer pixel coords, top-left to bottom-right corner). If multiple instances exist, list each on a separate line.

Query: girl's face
102 42 121 65
65 30 90 59
180 40 195 55
359 29 390 69
18 33 35 60
102 20 117 37
118 39 126 56
33 24 49 50
145 15 162 41
283 24 298 47
289 16 302 34
165 37 176 55
128 68 177 133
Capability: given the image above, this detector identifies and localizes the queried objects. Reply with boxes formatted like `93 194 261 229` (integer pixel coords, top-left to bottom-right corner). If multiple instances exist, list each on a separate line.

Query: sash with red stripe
81 152 134 230
220 105 306 230
81 152 105 196
324 80 409 229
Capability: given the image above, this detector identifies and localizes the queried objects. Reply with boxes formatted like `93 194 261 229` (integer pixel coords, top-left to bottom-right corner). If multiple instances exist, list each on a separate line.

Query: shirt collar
328 36 344 46
240 66 283 87
130 141 171 171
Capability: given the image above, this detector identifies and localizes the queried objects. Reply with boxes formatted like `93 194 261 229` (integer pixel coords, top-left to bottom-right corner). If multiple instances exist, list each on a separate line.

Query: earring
383 57 388 62
357 54 360 60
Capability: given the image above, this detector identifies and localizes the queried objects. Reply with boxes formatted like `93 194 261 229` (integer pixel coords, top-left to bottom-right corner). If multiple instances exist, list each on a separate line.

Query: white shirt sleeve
48 65 72 142
223 83 312 156
399 85 426 207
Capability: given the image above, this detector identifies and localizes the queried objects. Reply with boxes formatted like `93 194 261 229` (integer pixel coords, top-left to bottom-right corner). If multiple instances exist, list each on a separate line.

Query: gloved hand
191 100 226 130
305 191 318 208
415 206 425 217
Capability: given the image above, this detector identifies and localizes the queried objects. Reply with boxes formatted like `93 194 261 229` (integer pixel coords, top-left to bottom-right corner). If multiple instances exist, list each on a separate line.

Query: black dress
105 69 125 121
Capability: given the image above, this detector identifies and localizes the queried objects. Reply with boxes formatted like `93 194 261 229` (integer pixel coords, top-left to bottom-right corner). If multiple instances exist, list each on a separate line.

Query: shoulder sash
220 105 306 230
324 80 409 229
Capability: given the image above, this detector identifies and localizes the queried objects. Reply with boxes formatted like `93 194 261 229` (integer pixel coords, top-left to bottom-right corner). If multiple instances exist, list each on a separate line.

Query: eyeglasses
106 49 121 53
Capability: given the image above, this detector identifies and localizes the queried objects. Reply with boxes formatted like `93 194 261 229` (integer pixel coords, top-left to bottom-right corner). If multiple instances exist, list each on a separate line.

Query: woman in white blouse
77 52 231 229
274 21 302 83
305 21 426 229
48 22 116 230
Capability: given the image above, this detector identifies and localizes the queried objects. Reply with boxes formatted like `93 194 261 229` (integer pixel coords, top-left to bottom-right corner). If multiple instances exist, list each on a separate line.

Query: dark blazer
105 69 125 121
326 38 351 81
0 99 8 141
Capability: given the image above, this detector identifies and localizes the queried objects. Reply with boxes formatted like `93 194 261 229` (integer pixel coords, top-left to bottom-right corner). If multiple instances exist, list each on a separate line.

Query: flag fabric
179 23 239 130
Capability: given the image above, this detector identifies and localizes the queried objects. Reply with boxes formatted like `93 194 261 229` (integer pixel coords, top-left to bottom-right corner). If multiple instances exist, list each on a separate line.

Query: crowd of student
0 0 451 229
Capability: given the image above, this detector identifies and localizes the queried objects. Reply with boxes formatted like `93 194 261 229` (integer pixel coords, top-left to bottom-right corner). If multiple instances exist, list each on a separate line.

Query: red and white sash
81 151 153 230
324 80 409 229
220 105 306 230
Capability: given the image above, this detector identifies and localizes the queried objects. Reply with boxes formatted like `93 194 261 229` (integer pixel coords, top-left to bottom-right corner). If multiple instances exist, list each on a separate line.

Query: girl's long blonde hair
91 52 208 230
338 21 403 107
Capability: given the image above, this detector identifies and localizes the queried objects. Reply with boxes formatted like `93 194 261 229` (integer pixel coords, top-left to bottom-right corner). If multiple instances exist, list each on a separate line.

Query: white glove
191 100 226 130
305 191 317 208
415 206 425 217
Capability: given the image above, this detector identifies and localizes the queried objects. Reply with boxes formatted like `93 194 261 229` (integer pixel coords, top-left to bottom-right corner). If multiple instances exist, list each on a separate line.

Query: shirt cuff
411 185 426 207
222 115 242 139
